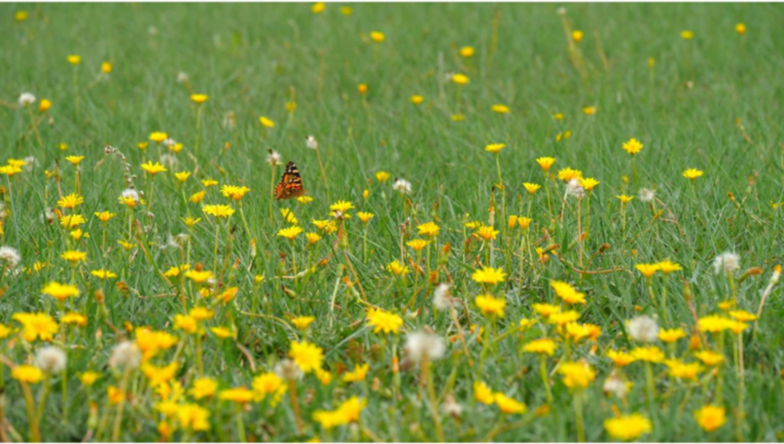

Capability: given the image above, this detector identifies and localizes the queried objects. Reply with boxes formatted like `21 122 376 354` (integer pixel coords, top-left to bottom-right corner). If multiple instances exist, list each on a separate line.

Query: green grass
1 2 784 442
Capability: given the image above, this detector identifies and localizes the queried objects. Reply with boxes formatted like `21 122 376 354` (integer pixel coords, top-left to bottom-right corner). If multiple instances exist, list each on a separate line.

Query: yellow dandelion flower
683 168 704 180
523 338 557 356
558 361 595 389
451 73 469 85
473 381 494 404
278 225 303 240
141 161 167 175
694 405 726 433
12 365 44 384
357 211 374 223
289 340 324 373
475 294 506 317
523 183 541 194
190 94 208 104
604 413 652 441
291 316 315 330
472 267 506 285
622 138 643 156
494 393 527 414
202 204 234 218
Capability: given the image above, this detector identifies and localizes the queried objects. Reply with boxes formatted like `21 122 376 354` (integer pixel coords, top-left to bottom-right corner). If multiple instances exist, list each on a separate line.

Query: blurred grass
1 2 784 441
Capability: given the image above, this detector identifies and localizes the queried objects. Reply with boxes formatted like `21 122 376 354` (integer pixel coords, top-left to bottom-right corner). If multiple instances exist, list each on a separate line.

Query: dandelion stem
269 165 277 223
540 355 553 405
21 381 41 442
110 367 131 442
423 357 445 442
644 362 656 418
235 404 247 442
194 105 203 155
213 223 220 274
26 104 44 150
315 148 330 202
239 202 252 240
288 379 303 435
573 391 585 442
544 171 553 224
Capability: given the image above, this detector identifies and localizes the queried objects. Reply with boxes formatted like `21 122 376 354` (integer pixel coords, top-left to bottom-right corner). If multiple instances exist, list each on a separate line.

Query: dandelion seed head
23 156 37 172
638 188 655 202
566 179 585 199
433 283 453 311
121 188 140 203
713 252 740 276
0 246 21 268
627 315 659 343
602 371 627 398
43 207 55 224
35 346 67 374
441 394 463 416
159 154 177 169
110 341 141 370
274 359 304 381
405 330 446 363
18 93 36 105
305 135 318 150
392 178 412 195
267 150 282 166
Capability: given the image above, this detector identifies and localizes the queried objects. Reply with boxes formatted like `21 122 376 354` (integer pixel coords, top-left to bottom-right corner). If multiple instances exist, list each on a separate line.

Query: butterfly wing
275 161 306 200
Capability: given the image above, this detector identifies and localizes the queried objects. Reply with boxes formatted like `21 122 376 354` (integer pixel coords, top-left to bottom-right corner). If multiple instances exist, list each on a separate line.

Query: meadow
2 2 784 442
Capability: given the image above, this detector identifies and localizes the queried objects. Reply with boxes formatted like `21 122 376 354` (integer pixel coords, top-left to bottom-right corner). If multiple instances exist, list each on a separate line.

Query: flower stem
21 381 41 442
424 358 445 442
540 355 553 405
573 391 585 442
288 379 303 435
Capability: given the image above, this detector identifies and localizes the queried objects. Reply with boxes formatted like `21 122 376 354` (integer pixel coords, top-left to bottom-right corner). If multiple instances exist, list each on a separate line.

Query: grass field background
2 2 784 442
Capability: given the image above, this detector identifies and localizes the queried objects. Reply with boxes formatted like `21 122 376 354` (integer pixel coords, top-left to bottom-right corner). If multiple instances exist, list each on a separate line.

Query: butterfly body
275 161 306 200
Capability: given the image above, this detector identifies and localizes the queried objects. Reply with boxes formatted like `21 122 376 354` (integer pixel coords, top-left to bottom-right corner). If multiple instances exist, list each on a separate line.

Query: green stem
540 355 552 404
573 391 585 442
424 358 445 442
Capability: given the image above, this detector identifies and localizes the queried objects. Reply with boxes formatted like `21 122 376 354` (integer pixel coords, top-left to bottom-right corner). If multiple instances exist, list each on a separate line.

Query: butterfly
274 161 306 200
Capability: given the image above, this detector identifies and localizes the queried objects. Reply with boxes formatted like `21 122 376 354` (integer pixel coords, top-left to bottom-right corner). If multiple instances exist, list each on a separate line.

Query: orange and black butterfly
274 161 306 200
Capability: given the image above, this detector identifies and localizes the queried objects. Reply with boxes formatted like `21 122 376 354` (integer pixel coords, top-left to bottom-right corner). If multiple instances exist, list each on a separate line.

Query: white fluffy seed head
18 93 36 105
638 188 655 202
305 135 318 150
121 188 140 203
176 72 189 84
566 179 585 199
441 394 463 416
35 346 67 374
433 283 453 311
159 154 177 169
0 246 21 268
627 315 659 343
392 178 412 195
713 252 740 276
603 371 627 398
109 341 141 370
267 150 282 167
274 359 303 381
405 330 446 363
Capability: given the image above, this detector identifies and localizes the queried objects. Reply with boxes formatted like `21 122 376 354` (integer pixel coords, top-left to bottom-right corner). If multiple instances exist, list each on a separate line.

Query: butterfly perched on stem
275 161 306 200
